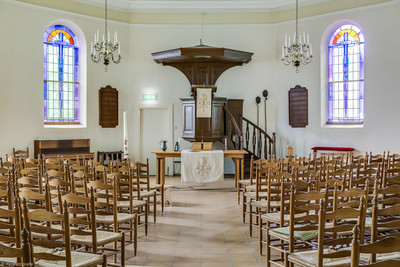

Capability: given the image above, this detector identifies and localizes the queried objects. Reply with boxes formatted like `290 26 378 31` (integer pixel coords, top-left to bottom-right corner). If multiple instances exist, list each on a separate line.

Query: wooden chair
85 178 137 258
351 226 400 267
369 197 400 263
60 191 123 266
110 167 149 236
129 163 158 223
0 228 30 267
22 198 105 267
0 191 26 266
288 198 366 267
18 168 43 194
249 168 290 237
242 160 279 223
258 180 311 255
134 159 165 213
266 186 328 267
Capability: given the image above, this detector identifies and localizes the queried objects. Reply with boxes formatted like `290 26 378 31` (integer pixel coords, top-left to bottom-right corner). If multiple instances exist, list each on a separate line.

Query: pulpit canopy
151 44 253 87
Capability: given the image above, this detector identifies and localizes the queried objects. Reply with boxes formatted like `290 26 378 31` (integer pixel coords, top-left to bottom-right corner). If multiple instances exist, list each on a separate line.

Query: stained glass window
328 24 364 124
44 25 79 124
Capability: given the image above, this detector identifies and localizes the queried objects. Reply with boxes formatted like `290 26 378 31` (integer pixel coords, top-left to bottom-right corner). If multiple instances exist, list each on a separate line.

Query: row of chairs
0 153 163 266
240 152 400 267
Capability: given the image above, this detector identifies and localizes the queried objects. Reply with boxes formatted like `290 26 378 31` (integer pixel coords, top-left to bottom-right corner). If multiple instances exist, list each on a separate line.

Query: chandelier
91 0 121 71
281 0 312 72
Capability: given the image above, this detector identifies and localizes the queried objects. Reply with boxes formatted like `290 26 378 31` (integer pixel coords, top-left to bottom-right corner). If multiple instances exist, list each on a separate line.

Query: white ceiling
72 0 331 13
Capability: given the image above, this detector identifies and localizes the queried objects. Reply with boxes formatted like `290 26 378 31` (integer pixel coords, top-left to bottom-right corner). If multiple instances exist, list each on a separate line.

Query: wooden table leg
234 158 239 188
160 157 165 185
156 157 161 185
239 157 244 181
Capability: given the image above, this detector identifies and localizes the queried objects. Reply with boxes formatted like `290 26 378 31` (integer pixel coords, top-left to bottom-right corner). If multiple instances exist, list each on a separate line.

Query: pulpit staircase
223 106 276 177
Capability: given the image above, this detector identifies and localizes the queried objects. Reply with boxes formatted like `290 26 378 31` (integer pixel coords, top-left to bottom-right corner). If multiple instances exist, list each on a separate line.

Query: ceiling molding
71 0 331 13
12 0 394 24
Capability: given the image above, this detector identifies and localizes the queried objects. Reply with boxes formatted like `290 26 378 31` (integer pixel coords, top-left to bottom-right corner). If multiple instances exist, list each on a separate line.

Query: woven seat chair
22 198 105 267
0 194 30 267
249 167 291 237
266 186 328 267
129 163 158 223
85 178 137 258
60 191 126 266
351 226 400 267
109 167 149 236
259 180 311 255
242 160 279 223
287 198 366 267
132 159 165 213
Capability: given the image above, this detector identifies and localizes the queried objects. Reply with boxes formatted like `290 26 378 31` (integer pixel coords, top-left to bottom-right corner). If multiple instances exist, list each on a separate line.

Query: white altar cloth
181 150 224 183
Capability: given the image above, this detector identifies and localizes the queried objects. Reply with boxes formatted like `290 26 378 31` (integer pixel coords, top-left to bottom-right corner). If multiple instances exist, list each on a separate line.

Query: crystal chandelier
281 0 312 73
91 0 121 71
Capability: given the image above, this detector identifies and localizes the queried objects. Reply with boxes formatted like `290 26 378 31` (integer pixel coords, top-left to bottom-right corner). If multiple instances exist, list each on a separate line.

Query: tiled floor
125 176 266 267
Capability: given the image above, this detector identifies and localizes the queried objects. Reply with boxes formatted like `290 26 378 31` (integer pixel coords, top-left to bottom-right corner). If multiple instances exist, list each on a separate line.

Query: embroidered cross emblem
196 156 212 178
198 94 210 113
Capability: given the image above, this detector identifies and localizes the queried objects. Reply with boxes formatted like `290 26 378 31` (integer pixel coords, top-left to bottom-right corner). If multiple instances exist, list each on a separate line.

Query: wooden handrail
242 116 276 159
242 117 274 141
223 106 244 150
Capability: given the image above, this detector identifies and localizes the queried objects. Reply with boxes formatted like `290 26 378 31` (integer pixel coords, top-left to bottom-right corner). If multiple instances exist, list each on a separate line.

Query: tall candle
123 111 128 160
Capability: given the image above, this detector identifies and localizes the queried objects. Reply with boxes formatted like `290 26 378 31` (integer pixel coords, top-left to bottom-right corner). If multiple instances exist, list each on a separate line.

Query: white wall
1 0 399 163
0 1 275 166
274 1 400 157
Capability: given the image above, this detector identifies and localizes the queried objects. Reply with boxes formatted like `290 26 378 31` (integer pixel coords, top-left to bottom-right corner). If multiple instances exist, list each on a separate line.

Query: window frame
327 24 365 125
43 25 80 125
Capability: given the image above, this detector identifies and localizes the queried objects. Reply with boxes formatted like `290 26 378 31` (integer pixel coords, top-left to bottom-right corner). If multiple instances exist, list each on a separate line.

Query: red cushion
312 146 354 152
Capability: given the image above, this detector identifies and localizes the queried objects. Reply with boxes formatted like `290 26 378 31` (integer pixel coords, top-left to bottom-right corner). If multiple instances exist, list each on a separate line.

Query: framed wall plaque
288 85 308 128
99 85 118 128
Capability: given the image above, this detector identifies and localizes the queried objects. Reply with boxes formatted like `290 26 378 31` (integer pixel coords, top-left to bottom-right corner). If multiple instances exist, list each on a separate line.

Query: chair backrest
0 194 22 250
287 186 328 253
86 178 118 232
22 198 72 267
351 226 400 267
317 198 365 267
0 228 30 266
16 184 50 211
59 191 98 253
13 147 29 159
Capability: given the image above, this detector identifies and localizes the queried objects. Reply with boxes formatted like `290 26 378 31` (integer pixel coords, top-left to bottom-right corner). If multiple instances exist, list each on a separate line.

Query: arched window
44 25 79 124
328 24 364 124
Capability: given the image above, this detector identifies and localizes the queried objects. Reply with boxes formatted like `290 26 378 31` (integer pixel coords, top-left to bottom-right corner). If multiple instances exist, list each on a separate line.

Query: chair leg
242 194 246 223
259 215 263 255
145 202 148 236
237 185 240 205
266 225 271 267
153 192 157 223
127 219 132 242
249 203 253 237
134 214 138 256
114 240 118 263
121 232 126 267
161 184 164 214
102 254 107 267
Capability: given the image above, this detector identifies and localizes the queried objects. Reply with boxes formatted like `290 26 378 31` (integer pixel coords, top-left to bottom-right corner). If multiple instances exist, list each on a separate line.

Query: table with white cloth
181 150 224 183
152 150 247 187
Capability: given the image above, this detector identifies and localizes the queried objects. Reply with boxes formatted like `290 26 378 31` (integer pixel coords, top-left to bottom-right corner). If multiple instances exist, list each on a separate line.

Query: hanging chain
200 13 205 45
105 0 108 42
295 0 299 44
